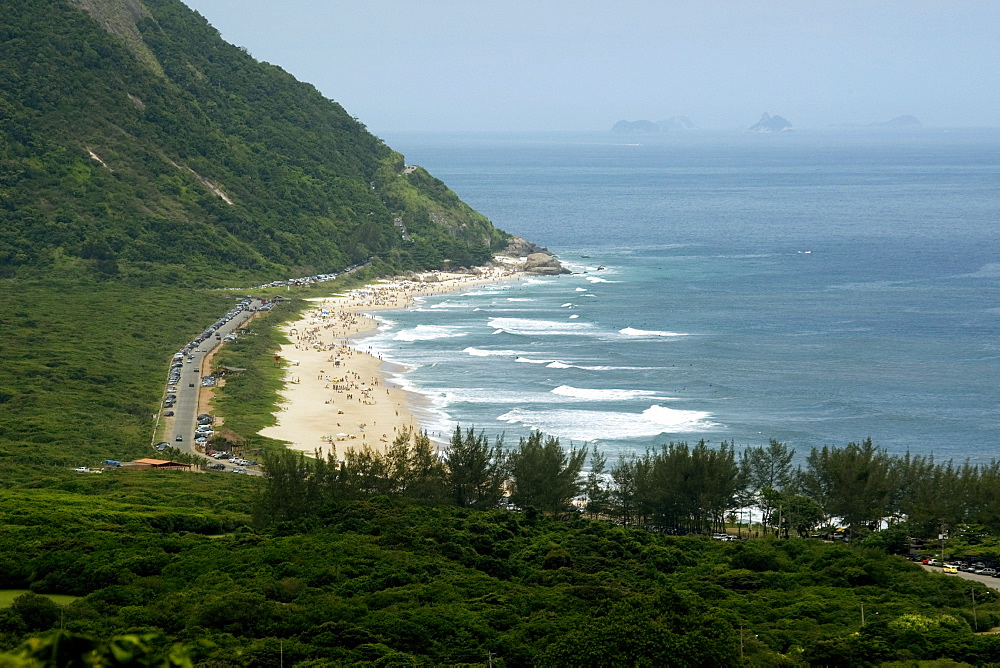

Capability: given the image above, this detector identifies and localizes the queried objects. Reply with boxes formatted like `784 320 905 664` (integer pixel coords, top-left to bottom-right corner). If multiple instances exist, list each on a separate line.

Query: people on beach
258 268 522 457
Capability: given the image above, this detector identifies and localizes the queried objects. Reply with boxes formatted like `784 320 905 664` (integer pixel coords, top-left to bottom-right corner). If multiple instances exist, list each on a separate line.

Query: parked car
163 411 174 417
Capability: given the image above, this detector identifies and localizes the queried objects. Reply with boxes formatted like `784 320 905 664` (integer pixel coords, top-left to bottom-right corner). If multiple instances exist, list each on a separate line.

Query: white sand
257 268 524 458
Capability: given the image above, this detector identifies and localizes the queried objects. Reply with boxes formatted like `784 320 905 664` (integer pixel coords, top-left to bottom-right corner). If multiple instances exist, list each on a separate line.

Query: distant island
611 116 698 134
746 112 793 133
836 114 923 128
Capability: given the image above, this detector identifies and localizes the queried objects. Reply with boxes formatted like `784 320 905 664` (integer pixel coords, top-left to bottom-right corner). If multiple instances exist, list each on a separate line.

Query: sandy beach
258 267 523 458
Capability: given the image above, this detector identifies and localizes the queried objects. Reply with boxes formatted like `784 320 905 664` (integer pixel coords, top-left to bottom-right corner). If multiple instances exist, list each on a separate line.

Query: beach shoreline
256 267 525 458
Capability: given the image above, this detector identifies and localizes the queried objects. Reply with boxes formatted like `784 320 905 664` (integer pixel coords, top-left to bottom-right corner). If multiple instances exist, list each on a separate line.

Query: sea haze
372 130 1000 461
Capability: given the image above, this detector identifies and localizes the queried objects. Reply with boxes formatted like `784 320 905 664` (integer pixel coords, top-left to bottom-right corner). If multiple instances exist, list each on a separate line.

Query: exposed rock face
503 236 549 257
523 252 570 275
498 236 568 274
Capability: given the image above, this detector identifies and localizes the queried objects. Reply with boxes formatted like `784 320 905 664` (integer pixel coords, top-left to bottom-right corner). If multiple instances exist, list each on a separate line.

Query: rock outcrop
523 253 570 275
499 237 568 275
612 117 698 133
503 236 550 257
611 119 661 134
747 113 793 133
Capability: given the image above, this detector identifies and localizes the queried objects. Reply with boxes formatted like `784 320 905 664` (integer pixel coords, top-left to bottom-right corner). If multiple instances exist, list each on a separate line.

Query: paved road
160 298 267 473
922 564 1000 592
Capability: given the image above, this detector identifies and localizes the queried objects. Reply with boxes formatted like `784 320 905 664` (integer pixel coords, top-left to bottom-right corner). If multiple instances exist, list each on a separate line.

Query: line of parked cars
206 450 257 467
165 297 256 392
228 260 370 292
922 557 1000 577
193 413 214 448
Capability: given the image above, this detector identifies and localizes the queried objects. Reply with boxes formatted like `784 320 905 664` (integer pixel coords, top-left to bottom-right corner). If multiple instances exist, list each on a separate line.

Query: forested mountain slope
0 0 507 285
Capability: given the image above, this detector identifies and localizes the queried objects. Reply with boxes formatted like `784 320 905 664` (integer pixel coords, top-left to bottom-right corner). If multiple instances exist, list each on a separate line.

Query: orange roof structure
131 458 192 469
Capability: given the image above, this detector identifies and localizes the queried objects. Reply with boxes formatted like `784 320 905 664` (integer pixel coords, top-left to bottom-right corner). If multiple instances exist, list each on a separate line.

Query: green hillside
0 0 506 286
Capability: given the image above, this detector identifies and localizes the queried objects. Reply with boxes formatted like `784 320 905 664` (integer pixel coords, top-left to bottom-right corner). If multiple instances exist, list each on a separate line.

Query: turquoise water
372 130 1000 461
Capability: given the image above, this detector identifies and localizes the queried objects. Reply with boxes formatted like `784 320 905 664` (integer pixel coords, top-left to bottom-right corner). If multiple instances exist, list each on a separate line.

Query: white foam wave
619 327 688 337
497 404 720 440
489 317 596 337
578 365 661 371
575 287 587 292
547 361 572 369
394 325 469 342
569 315 580 319
561 303 573 307
429 387 664 408
585 276 614 283
516 357 553 364
432 388 555 406
429 301 475 309
551 385 661 401
464 347 522 357
506 298 535 302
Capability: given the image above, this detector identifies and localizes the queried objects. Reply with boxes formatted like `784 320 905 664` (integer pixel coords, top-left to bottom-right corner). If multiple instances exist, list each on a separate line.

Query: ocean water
371 130 1000 461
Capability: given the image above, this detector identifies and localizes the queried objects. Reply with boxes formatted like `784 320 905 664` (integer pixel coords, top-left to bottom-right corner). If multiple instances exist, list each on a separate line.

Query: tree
800 439 897 539
253 448 323 525
404 430 448 504
509 431 586 513
610 455 639 525
0 630 194 667
632 441 743 533
762 489 825 538
741 439 795 527
584 449 612 517
444 426 508 509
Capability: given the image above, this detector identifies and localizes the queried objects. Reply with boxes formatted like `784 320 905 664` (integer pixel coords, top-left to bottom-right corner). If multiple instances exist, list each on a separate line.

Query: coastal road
922 565 1000 592
165 298 266 469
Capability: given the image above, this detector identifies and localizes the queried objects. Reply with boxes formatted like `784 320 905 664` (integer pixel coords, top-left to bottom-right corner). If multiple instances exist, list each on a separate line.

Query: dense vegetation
0 0 506 286
4 474 1000 666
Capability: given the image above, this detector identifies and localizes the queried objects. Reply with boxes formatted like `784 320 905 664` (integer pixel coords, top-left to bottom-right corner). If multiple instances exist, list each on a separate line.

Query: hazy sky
182 0 999 132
